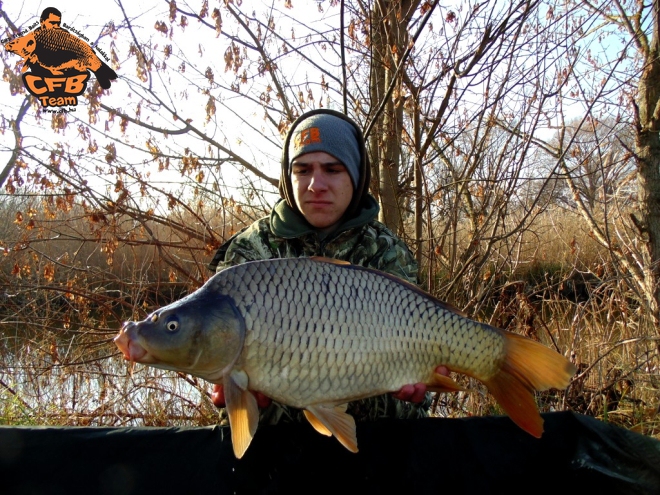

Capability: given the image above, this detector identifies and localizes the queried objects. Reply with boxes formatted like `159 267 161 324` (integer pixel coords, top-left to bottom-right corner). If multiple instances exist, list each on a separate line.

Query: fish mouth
114 323 147 362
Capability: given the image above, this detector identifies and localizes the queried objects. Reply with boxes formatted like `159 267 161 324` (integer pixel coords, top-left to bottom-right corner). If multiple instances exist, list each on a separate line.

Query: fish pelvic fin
224 370 258 459
303 410 332 436
484 332 577 438
304 405 358 453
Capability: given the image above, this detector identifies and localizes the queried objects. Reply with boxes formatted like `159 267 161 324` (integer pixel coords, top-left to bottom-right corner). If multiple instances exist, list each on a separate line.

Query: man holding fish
208 109 449 423
115 110 575 457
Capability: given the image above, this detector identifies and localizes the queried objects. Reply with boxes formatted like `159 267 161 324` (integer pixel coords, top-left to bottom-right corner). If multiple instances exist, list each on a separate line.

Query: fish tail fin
483 332 576 438
94 62 118 89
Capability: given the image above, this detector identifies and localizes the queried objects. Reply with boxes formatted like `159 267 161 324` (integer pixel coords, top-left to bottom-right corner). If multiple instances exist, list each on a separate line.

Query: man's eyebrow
291 160 344 166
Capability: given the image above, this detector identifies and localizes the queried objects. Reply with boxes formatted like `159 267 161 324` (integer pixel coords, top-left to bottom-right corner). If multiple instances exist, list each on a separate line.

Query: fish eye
166 319 179 332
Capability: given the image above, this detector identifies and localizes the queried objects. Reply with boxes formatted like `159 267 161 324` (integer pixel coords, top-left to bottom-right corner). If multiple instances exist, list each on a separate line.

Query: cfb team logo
3 7 117 111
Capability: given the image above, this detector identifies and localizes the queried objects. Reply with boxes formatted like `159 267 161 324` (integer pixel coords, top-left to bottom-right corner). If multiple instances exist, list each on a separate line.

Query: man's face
41 14 61 29
291 151 354 229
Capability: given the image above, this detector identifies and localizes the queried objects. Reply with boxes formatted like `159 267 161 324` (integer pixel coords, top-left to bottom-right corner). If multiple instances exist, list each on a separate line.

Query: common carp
4 28 117 89
114 257 576 458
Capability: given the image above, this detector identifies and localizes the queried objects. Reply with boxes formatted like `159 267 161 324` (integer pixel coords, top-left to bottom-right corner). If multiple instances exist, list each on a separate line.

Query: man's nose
308 171 327 191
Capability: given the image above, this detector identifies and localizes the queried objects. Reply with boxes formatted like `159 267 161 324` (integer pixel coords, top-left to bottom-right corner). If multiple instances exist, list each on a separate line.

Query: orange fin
224 370 259 459
303 410 332 436
484 332 576 438
305 404 358 453
309 256 351 265
427 372 466 393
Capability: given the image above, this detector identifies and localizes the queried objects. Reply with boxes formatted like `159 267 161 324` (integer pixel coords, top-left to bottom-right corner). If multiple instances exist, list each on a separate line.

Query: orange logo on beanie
294 127 322 150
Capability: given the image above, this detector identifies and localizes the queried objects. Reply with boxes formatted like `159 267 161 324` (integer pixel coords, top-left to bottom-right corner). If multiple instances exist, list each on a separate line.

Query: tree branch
0 97 30 189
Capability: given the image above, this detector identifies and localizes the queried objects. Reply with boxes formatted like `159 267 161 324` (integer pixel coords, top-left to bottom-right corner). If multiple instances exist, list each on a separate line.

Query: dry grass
1 201 658 440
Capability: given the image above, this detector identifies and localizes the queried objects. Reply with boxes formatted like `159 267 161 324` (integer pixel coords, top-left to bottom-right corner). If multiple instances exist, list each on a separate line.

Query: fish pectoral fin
427 372 466 393
224 371 258 459
304 405 358 453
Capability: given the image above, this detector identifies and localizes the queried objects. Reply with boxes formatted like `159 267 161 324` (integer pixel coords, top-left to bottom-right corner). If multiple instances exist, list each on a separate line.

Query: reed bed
1 202 657 439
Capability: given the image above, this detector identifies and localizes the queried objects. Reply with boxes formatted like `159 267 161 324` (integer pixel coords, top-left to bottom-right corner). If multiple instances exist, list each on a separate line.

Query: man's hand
391 365 450 403
211 384 272 408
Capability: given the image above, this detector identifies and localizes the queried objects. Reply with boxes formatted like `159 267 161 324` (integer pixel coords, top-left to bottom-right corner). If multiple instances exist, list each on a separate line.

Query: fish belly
211 258 505 408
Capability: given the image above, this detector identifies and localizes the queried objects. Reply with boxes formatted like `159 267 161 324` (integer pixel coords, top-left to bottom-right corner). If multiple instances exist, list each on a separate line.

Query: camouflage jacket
210 196 431 423
211 197 417 282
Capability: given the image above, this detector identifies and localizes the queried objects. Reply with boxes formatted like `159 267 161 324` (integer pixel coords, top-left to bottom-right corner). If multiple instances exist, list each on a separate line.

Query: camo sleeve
369 226 419 285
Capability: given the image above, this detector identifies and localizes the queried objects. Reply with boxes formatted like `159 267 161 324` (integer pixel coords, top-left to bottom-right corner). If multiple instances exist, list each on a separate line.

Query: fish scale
115 257 576 458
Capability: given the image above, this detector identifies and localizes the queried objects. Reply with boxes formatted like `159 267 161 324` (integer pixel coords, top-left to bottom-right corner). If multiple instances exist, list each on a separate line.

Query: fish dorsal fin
427 371 466 393
224 370 258 459
304 404 358 453
309 256 351 265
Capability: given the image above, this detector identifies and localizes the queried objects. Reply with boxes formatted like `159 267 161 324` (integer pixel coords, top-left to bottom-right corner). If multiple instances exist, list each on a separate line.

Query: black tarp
1 412 659 495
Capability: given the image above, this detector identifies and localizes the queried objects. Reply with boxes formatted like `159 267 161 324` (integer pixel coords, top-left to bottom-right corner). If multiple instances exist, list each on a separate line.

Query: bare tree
519 0 660 332
2 1 657 430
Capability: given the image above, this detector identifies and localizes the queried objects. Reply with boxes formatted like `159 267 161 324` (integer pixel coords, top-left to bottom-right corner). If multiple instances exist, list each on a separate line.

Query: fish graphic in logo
3 7 118 109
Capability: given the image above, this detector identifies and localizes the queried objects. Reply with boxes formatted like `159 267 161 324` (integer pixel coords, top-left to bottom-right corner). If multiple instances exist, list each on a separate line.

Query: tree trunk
633 0 660 327
378 92 404 231
368 0 415 233
412 94 423 268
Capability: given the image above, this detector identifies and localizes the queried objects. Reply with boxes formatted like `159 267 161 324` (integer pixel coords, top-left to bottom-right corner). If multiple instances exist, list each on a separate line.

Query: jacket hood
279 108 371 222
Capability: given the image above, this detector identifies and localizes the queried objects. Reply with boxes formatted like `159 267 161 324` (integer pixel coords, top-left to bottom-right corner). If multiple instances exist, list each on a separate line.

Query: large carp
114 257 576 458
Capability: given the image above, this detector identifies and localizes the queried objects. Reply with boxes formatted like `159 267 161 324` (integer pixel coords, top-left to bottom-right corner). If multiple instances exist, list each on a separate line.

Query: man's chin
304 213 341 230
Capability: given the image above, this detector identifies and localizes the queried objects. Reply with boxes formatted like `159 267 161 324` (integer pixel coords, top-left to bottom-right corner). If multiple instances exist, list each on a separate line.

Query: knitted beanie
287 113 361 188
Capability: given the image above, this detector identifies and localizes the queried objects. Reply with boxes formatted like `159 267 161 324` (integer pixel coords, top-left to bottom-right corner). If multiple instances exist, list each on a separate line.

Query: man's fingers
392 384 415 401
408 383 427 403
211 384 226 407
391 366 451 403
254 391 272 408
211 384 271 409
435 365 450 376
392 383 427 403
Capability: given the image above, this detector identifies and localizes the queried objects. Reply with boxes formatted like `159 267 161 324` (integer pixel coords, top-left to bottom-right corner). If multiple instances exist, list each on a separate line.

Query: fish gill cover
2 6 118 112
